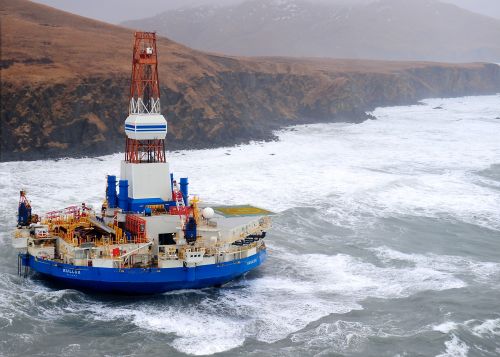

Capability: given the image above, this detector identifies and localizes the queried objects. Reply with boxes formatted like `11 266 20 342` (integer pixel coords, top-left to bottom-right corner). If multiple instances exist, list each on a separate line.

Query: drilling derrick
10 30 270 295
120 32 172 212
126 32 165 163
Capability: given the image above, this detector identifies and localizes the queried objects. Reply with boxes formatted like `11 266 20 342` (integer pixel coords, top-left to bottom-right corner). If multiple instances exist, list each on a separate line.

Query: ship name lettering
62 268 80 275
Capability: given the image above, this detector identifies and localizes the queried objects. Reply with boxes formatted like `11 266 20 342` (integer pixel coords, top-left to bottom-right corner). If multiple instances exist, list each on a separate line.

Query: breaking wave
1 95 499 355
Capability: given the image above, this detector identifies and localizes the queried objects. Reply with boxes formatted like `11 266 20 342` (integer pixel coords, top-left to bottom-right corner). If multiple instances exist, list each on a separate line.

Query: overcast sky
31 0 236 23
33 0 500 24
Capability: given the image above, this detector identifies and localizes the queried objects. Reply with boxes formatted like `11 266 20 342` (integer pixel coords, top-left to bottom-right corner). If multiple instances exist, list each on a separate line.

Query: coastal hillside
122 0 500 62
1 0 500 161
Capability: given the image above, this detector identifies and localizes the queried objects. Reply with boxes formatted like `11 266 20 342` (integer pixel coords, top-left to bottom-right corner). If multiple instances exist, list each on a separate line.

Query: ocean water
1 94 499 356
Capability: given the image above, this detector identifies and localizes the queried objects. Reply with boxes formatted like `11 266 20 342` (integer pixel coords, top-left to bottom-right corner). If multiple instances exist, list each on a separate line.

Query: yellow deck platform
212 205 274 217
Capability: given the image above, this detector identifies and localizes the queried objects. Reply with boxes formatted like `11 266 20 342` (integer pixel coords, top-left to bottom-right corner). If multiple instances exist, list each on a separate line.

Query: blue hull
25 249 266 294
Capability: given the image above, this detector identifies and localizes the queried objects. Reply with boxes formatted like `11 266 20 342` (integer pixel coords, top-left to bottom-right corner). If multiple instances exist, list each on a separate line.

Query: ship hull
25 249 267 294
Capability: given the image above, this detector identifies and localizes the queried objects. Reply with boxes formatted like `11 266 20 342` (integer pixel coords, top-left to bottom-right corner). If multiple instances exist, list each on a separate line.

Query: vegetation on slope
1 0 499 161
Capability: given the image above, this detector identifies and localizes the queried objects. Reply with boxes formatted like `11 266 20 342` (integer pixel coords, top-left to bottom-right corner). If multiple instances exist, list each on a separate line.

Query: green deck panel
212 205 274 217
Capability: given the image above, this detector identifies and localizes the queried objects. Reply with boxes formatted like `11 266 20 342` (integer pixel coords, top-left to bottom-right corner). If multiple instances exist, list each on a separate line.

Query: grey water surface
1 95 499 356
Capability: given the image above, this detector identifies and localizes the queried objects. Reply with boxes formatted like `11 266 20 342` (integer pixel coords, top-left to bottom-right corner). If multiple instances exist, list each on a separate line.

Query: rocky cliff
1 0 500 161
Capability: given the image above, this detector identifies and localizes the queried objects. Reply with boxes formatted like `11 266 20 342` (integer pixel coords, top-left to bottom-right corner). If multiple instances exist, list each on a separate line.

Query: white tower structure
120 32 172 211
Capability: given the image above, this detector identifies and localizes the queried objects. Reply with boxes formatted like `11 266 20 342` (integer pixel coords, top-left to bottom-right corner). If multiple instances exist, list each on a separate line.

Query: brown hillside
1 0 499 161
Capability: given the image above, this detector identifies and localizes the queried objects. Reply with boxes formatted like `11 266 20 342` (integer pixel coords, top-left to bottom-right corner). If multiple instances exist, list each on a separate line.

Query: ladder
173 187 186 224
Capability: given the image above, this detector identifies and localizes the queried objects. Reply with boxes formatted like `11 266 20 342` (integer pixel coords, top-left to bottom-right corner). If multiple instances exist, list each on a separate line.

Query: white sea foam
92 305 245 355
1 95 500 355
2 96 499 232
298 252 466 297
78 248 467 355
431 317 500 357
372 247 500 284
433 322 460 334
470 318 500 337
436 334 469 357
291 321 373 352
433 318 500 337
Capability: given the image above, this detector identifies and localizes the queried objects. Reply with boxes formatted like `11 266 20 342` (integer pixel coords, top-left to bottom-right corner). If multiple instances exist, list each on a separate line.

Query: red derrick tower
124 32 167 164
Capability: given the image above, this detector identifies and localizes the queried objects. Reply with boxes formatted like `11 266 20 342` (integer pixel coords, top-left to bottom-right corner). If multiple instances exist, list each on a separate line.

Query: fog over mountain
441 0 500 19
32 0 500 24
121 0 500 62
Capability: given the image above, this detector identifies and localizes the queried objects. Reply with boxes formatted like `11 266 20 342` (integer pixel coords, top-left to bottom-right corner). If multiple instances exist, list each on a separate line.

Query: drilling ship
12 32 271 294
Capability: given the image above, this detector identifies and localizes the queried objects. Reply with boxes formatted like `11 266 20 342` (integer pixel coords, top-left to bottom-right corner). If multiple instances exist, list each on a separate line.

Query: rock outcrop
1 0 499 161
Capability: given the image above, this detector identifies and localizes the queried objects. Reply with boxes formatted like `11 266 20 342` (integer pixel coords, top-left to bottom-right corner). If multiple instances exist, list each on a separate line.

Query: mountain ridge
122 0 500 62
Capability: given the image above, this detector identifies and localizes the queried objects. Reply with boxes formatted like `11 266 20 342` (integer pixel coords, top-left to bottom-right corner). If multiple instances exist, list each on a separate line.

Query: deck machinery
12 32 271 294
